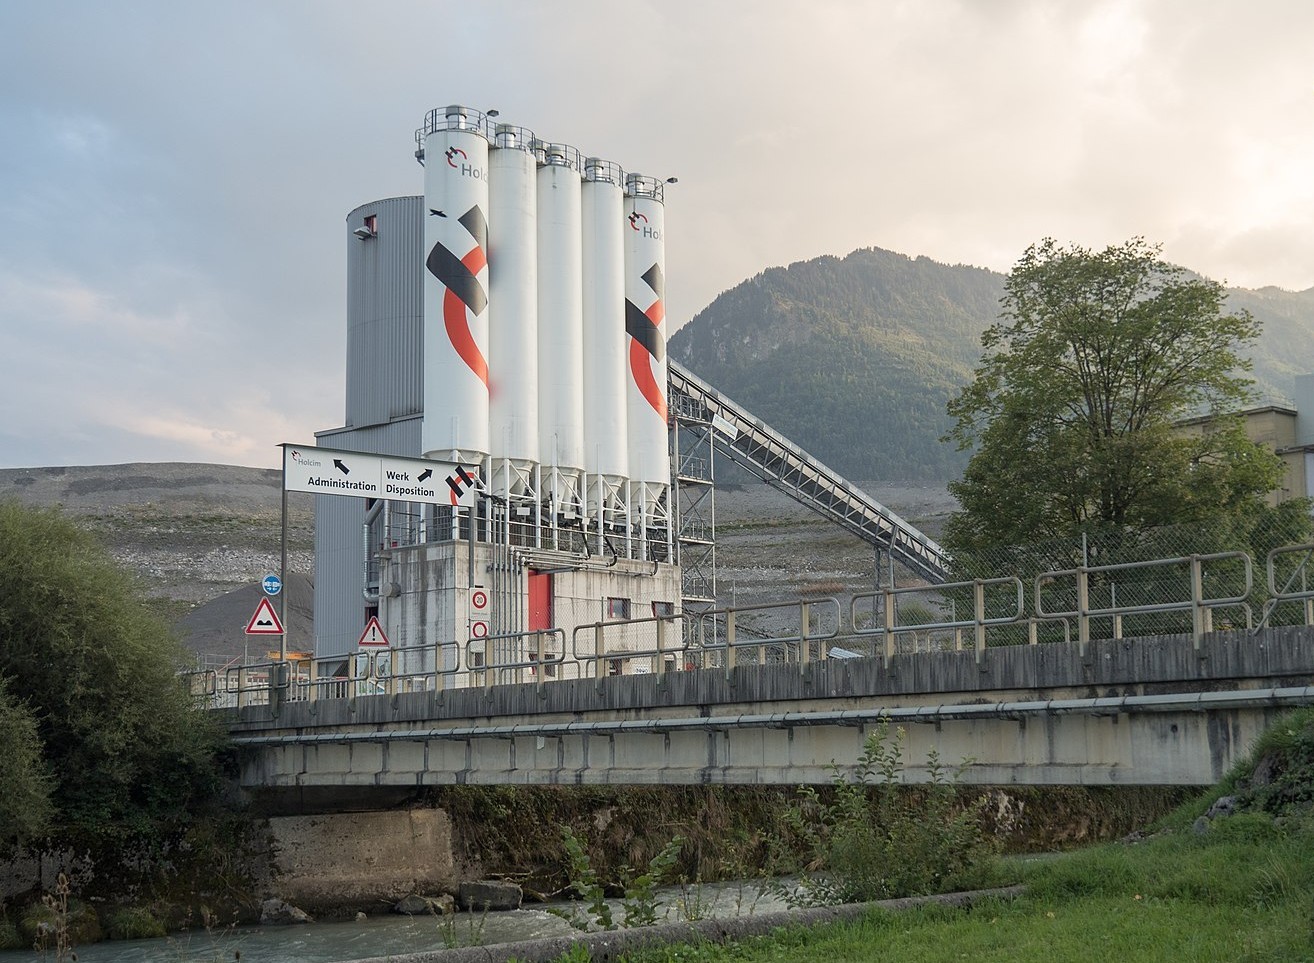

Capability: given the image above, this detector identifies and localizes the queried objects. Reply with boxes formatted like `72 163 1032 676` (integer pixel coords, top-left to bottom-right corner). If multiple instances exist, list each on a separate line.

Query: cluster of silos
418 105 670 533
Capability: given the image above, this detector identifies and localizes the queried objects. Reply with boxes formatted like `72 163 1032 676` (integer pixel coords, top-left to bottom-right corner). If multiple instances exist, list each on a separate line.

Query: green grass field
615 827 1314 962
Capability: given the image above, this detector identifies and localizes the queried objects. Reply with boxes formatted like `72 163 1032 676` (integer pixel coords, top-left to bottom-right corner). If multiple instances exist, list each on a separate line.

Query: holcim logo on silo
445 146 485 180
628 211 660 239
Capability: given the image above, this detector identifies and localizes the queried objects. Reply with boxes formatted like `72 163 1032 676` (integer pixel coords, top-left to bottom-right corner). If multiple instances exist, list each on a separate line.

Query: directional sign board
282 444 481 507
245 597 285 636
357 616 390 648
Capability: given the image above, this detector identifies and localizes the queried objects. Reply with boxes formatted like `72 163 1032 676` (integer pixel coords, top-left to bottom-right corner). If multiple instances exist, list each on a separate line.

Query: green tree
0 500 225 848
0 676 53 847
944 237 1290 555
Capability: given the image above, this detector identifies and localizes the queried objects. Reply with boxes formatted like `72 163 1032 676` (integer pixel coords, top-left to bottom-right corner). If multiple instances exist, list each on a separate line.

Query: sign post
280 443 480 507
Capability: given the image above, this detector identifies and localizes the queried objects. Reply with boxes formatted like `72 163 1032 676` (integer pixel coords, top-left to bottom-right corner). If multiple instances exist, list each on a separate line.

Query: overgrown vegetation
779 722 1001 904
0 497 262 943
0 499 233 877
0 675 53 843
427 781 1184 904
606 708 1314 962
555 827 684 930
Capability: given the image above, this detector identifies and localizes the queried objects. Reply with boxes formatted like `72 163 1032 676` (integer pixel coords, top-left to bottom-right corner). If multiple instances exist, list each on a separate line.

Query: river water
0 881 793 963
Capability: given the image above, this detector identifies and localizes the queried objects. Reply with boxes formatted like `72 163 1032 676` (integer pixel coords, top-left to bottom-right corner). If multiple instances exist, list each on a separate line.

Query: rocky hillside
670 246 1314 483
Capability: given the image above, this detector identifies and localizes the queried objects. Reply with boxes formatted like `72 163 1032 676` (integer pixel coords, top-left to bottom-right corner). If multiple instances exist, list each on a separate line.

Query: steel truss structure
667 361 950 585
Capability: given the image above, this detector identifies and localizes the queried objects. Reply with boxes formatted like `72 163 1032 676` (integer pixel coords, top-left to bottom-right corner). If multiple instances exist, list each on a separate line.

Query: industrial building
310 105 948 689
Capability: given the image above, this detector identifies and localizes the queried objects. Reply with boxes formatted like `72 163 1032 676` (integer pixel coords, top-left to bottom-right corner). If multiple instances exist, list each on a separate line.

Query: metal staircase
668 360 951 585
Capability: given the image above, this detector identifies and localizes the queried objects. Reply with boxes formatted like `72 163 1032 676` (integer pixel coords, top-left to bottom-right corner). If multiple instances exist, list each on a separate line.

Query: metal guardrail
850 577 1025 666
571 613 688 682
1263 543 1314 628
189 545 1314 706
568 598 842 683
1036 551 1253 655
466 628 568 691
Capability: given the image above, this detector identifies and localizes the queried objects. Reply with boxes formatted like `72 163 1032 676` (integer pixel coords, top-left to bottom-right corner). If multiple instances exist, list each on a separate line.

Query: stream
0 880 793 963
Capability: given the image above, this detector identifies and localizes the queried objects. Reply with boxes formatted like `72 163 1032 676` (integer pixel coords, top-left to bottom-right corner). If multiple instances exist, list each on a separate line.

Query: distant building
1174 373 1314 507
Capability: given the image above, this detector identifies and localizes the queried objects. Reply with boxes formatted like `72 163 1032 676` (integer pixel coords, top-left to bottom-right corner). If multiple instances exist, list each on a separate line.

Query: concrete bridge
226 625 1314 810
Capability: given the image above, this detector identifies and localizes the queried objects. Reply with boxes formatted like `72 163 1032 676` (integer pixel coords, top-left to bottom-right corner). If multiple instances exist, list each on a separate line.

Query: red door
528 571 553 630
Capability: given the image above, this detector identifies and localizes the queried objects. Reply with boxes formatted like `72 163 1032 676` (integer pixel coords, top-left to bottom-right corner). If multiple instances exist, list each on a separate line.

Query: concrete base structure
376 540 683 688
267 810 472 910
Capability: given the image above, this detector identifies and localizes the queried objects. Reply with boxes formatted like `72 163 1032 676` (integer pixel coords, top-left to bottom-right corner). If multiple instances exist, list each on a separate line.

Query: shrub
782 720 999 904
0 500 227 849
106 906 167 940
0 914 20 950
554 826 685 930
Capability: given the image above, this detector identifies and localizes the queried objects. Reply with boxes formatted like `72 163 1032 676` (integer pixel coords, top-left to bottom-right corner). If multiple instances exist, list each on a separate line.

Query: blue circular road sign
262 573 283 596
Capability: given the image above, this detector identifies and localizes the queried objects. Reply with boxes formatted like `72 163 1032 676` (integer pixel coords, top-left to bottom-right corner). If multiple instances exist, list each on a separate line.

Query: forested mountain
1226 285 1314 391
669 247 1314 484
669 248 1001 482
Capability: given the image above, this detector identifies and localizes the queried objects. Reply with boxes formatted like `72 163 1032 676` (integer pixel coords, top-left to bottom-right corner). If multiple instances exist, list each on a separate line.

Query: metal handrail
190 542 1314 706
850 577 1025 666
1036 551 1253 653
1267 543 1314 601
691 597 842 677
377 640 465 694
466 628 568 691
1260 543 1314 630
571 614 690 681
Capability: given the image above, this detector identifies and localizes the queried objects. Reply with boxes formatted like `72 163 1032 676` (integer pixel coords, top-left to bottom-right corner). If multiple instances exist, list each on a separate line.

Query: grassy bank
609 817 1314 962
611 710 1314 963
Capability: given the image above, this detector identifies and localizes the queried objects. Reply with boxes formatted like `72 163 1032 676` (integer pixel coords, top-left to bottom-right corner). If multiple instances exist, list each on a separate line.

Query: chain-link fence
917 509 1314 647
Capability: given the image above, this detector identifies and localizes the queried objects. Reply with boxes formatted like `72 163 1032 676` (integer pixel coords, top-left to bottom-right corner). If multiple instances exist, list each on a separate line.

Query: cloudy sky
2 0 1311 470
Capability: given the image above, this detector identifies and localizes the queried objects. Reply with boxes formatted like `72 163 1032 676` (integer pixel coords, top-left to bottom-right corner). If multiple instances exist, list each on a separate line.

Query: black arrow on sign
418 468 433 483
333 459 350 475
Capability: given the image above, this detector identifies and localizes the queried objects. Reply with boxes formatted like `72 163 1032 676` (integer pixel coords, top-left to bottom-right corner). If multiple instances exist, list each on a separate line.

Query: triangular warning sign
244 597 285 635
357 616 390 648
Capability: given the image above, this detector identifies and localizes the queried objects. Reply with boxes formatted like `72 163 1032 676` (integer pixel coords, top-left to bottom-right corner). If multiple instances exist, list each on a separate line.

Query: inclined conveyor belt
668 361 951 584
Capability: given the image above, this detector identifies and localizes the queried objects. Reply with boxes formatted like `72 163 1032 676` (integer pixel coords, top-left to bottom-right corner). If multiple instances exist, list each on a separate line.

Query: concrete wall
267 809 471 910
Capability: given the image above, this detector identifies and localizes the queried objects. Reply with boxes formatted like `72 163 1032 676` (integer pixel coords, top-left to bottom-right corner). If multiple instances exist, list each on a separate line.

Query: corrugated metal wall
345 196 424 428
317 195 425 656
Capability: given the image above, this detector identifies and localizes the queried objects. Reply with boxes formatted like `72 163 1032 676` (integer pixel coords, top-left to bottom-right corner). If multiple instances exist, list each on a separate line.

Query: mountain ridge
670 245 1314 483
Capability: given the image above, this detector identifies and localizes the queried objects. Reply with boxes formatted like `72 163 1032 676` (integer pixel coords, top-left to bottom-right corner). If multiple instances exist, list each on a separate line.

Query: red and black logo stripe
425 206 489 387
626 262 666 420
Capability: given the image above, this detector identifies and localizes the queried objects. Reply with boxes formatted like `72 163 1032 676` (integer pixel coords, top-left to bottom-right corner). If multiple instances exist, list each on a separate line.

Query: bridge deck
229 627 1314 798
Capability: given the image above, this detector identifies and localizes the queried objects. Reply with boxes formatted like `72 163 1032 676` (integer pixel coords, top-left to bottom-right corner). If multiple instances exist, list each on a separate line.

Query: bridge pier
265 809 473 911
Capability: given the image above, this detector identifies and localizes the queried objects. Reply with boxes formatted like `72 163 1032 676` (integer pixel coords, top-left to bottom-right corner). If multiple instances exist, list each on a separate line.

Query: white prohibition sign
471 620 489 639
471 589 488 610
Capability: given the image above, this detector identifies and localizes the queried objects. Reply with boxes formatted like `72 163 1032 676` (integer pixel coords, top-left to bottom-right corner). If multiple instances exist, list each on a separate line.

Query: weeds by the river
777 720 999 905
32 873 74 963
554 827 684 931
438 904 488 948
